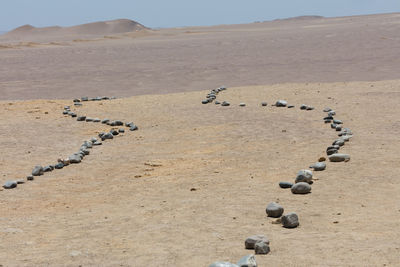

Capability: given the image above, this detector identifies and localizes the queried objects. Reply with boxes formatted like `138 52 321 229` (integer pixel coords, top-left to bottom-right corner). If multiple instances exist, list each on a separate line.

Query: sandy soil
1 80 400 266
1 13 400 100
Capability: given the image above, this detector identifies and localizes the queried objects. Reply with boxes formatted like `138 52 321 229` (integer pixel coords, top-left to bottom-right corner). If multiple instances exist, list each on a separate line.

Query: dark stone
266 202 284 218
102 119 110 124
73 99 80 102
55 162 64 169
3 181 17 189
237 255 257 267
221 101 230 106
81 97 88 101
310 162 326 171
254 242 270 255
130 125 138 131
119 128 125 133
27 175 34 181
111 130 119 136
77 116 86 121
245 235 269 249
32 166 44 176
279 181 293 188
291 182 311 194
281 212 299 228
261 102 267 106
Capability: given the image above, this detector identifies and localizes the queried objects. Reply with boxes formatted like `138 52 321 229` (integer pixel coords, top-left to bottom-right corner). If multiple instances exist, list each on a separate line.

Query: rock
32 166 44 176
291 182 311 194
245 235 269 249
209 262 239 267
93 141 102 146
114 120 124 126
323 107 332 112
73 99 80 102
336 125 342 131
254 242 270 255
287 105 295 108
340 135 351 142
306 106 314 110
202 99 210 104
281 212 299 228
215 101 221 105
328 111 336 116
16 179 25 184
327 149 338 156
130 125 138 131
119 128 125 133
333 139 345 146
102 133 114 140
300 104 307 110
318 157 326 162
261 102 267 106
310 162 326 171
3 181 17 189
43 165 53 172
70 113 77 118
102 119 110 124
295 170 313 184
275 100 287 107
27 175 34 181
69 154 82 164
331 123 337 129
333 119 343 124
77 116 86 121
81 97 88 101
279 181 293 189
55 162 64 169
85 117 94 122
74 102 82 107
80 149 90 155
221 101 230 106
266 202 284 218
329 153 350 162
84 141 93 148
239 103 246 107
93 118 101 122
110 129 119 136
63 110 68 115
237 255 257 267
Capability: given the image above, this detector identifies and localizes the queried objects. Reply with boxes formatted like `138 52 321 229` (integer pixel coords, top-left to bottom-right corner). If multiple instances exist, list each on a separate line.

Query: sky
1 0 400 31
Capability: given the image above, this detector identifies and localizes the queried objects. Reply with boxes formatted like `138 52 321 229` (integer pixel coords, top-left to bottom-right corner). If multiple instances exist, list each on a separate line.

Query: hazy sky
1 0 400 31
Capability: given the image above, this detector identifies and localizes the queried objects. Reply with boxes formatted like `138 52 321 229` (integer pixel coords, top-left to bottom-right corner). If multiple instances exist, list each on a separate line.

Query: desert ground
1 13 400 267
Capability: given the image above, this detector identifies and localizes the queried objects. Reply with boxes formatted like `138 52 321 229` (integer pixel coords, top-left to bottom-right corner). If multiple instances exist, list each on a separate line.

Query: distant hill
274 15 324 21
5 19 148 38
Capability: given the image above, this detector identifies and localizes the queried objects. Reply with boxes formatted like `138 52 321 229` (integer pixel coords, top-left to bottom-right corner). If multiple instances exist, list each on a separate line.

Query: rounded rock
209 262 239 267
3 181 17 189
266 202 284 218
254 242 270 255
295 169 313 184
27 175 34 181
236 255 257 267
281 212 299 228
245 235 269 249
310 162 326 171
32 166 44 176
328 153 350 162
275 100 287 107
261 102 267 106
291 182 311 194
279 181 293 189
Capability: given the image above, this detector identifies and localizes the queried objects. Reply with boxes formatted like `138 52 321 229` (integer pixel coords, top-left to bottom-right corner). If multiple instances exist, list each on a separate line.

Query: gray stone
261 102 267 106
306 106 314 110
327 149 338 156
209 262 239 267
202 99 210 104
27 175 34 181
323 107 332 112
93 118 101 122
254 242 270 255
85 117 94 122
291 182 311 194
281 212 299 228
3 181 17 189
84 141 93 148
81 97 88 101
328 111 336 116
115 120 124 126
70 113 77 117
63 110 68 115
119 128 125 133
43 165 53 172
295 169 313 184
102 133 114 140
300 104 307 110
336 125 342 131
74 102 82 107
77 116 86 121
130 125 138 131
237 255 257 267
16 179 25 184
329 153 350 162
110 129 119 136
80 149 90 155
93 141 102 146
221 101 230 106
32 166 44 176
54 162 64 169
215 101 221 105
333 139 345 147
101 119 110 124
266 202 284 218
73 99 80 102
239 103 246 107
331 123 337 129
69 154 82 164
279 181 293 189
310 162 326 171
333 119 343 124
245 235 269 249
287 105 295 108
275 100 287 107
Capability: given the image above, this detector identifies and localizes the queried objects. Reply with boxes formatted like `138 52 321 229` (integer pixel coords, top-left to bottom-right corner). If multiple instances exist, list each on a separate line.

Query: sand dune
4 19 148 40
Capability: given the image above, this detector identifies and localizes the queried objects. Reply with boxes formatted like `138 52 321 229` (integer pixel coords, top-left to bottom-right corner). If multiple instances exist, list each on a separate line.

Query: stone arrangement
207 87 353 265
2 96 139 190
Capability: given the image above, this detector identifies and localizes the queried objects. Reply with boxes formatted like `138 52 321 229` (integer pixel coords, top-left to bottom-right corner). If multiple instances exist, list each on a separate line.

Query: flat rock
261 102 267 106
54 162 64 169
279 181 293 189
245 235 269 249
310 162 326 171
130 125 138 131
239 103 246 106
275 100 287 107
3 181 17 189
32 165 43 176
295 169 313 184
323 107 332 112
77 116 86 121
221 101 230 106
27 175 34 181
266 202 284 218
291 182 311 194
254 242 270 255
237 255 257 267
329 153 351 162
69 154 82 164
281 212 299 228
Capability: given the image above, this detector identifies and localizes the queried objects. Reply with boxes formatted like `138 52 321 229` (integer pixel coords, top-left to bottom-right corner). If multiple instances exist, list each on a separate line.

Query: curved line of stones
205 87 353 267
2 96 139 190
